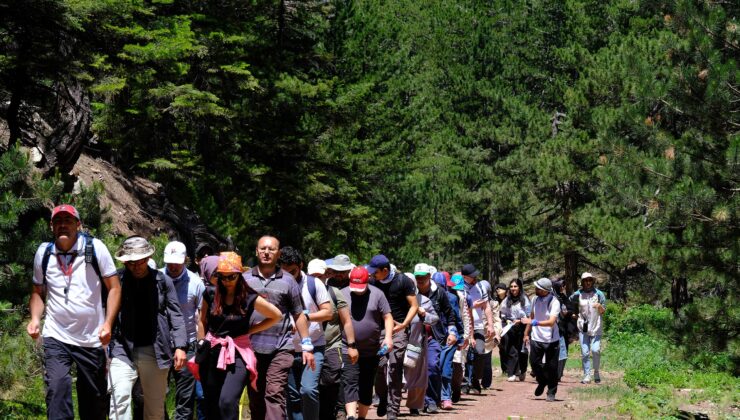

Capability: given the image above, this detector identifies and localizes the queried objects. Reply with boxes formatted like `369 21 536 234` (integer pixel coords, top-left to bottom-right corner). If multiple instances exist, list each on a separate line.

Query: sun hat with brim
115 236 155 262
450 273 465 291
349 266 369 292
307 258 327 275
327 254 353 271
534 278 553 293
217 252 243 274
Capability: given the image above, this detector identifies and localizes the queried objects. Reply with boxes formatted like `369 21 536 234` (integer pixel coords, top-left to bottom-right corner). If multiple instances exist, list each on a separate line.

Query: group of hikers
27 204 607 420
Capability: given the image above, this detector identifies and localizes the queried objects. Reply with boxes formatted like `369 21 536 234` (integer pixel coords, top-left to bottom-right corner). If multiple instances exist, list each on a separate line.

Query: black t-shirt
203 286 257 338
131 272 158 347
372 272 416 323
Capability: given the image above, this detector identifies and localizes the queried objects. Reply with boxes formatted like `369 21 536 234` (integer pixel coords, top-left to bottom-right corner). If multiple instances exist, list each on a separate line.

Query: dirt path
363 368 612 420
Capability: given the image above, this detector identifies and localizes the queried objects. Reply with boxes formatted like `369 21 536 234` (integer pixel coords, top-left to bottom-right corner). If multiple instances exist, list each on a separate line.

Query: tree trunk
564 251 579 295
671 277 689 315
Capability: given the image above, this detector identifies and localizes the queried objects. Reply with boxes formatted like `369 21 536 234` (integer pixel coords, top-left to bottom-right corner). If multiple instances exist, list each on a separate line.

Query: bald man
244 236 314 420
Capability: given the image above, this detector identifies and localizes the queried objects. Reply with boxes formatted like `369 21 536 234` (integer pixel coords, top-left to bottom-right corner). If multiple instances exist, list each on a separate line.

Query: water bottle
377 344 389 356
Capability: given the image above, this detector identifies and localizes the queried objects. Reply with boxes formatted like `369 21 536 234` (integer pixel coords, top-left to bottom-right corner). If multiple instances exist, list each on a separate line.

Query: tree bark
564 251 579 295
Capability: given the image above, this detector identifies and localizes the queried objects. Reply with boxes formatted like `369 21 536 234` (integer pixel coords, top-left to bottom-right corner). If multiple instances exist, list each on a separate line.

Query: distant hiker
243 236 314 420
318 254 358 420
461 264 496 394
160 241 205 420
367 254 419 420
108 236 188 420
405 265 440 415
493 283 509 375
194 243 214 267
340 266 393 420
438 272 464 410
449 272 474 403
476 278 502 389
419 268 458 413
196 252 281 419
500 278 531 382
522 278 561 402
570 272 606 384
199 255 220 286
552 279 576 381
28 204 121 420
279 246 333 420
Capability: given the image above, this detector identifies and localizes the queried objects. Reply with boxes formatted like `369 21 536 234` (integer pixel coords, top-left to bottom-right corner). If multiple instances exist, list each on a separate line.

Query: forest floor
360 366 620 420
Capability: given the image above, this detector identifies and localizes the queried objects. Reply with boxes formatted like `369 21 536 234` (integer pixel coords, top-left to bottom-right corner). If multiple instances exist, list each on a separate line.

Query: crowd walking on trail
28 204 607 420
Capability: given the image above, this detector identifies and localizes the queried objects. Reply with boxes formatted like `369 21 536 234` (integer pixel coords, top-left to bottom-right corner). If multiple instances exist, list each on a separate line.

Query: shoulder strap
328 285 338 306
307 275 317 307
41 242 54 285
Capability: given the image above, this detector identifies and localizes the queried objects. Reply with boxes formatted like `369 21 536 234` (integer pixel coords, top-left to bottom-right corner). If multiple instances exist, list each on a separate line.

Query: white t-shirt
33 235 117 348
530 294 561 343
292 271 330 351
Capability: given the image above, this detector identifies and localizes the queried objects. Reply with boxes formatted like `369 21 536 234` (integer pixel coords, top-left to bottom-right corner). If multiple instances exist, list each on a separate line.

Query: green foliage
598 305 740 418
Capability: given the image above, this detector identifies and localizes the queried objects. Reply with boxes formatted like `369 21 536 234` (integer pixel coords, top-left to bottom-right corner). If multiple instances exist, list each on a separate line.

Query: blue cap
367 254 390 275
450 273 465 291
432 272 447 289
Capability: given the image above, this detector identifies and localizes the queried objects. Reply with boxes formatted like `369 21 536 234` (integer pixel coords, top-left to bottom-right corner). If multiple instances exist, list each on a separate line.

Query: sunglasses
218 274 240 282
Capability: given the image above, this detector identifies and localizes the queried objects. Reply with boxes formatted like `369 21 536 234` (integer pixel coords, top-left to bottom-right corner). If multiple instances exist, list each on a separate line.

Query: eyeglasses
219 274 240 282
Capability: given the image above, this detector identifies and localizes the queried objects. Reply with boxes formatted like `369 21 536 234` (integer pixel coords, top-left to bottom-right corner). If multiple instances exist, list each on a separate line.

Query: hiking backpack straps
306 275 318 308
41 232 102 281
41 232 107 305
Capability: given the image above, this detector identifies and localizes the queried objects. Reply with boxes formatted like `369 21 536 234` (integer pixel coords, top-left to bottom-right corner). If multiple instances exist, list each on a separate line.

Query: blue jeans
439 343 456 402
425 339 442 407
287 346 325 420
579 333 601 375
195 380 206 420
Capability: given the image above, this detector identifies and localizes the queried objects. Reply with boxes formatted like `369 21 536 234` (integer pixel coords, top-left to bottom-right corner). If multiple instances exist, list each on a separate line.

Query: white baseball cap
413 263 431 276
307 259 327 276
163 241 187 264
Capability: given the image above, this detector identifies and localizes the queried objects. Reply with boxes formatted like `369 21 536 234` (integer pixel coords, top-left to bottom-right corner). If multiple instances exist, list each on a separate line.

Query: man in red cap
27 204 121 420
340 266 394 420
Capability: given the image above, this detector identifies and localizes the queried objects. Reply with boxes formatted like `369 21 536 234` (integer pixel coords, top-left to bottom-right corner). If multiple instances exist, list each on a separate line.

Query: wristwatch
347 342 357 349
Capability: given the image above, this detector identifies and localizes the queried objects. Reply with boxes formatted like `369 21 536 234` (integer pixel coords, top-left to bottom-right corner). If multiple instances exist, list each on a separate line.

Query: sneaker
534 383 546 397
409 409 420 416
441 400 453 410
546 394 556 402
507 375 517 382
460 385 470 395
376 402 387 417
581 374 591 384
519 372 526 381
425 403 439 414
347 417 356 420
468 388 481 395
594 372 601 384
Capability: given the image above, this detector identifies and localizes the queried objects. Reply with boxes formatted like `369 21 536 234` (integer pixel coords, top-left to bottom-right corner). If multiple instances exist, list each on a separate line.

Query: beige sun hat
115 236 155 262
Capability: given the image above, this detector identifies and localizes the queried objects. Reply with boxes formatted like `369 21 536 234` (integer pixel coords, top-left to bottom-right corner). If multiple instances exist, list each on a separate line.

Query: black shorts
320 346 343 386
341 354 379 405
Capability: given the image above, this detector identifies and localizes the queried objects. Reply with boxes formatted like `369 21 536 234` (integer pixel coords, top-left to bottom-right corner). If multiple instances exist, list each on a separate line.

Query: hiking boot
507 375 517 382
425 403 439 414
581 374 591 384
441 400 453 410
594 372 601 384
534 383 546 397
376 402 387 417
546 394 556 402
519 372 527 381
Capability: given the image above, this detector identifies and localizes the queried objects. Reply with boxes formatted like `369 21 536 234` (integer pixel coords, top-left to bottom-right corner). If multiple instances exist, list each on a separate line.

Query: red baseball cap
443 271 454 287
349 266 369 292
51 204 80 221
